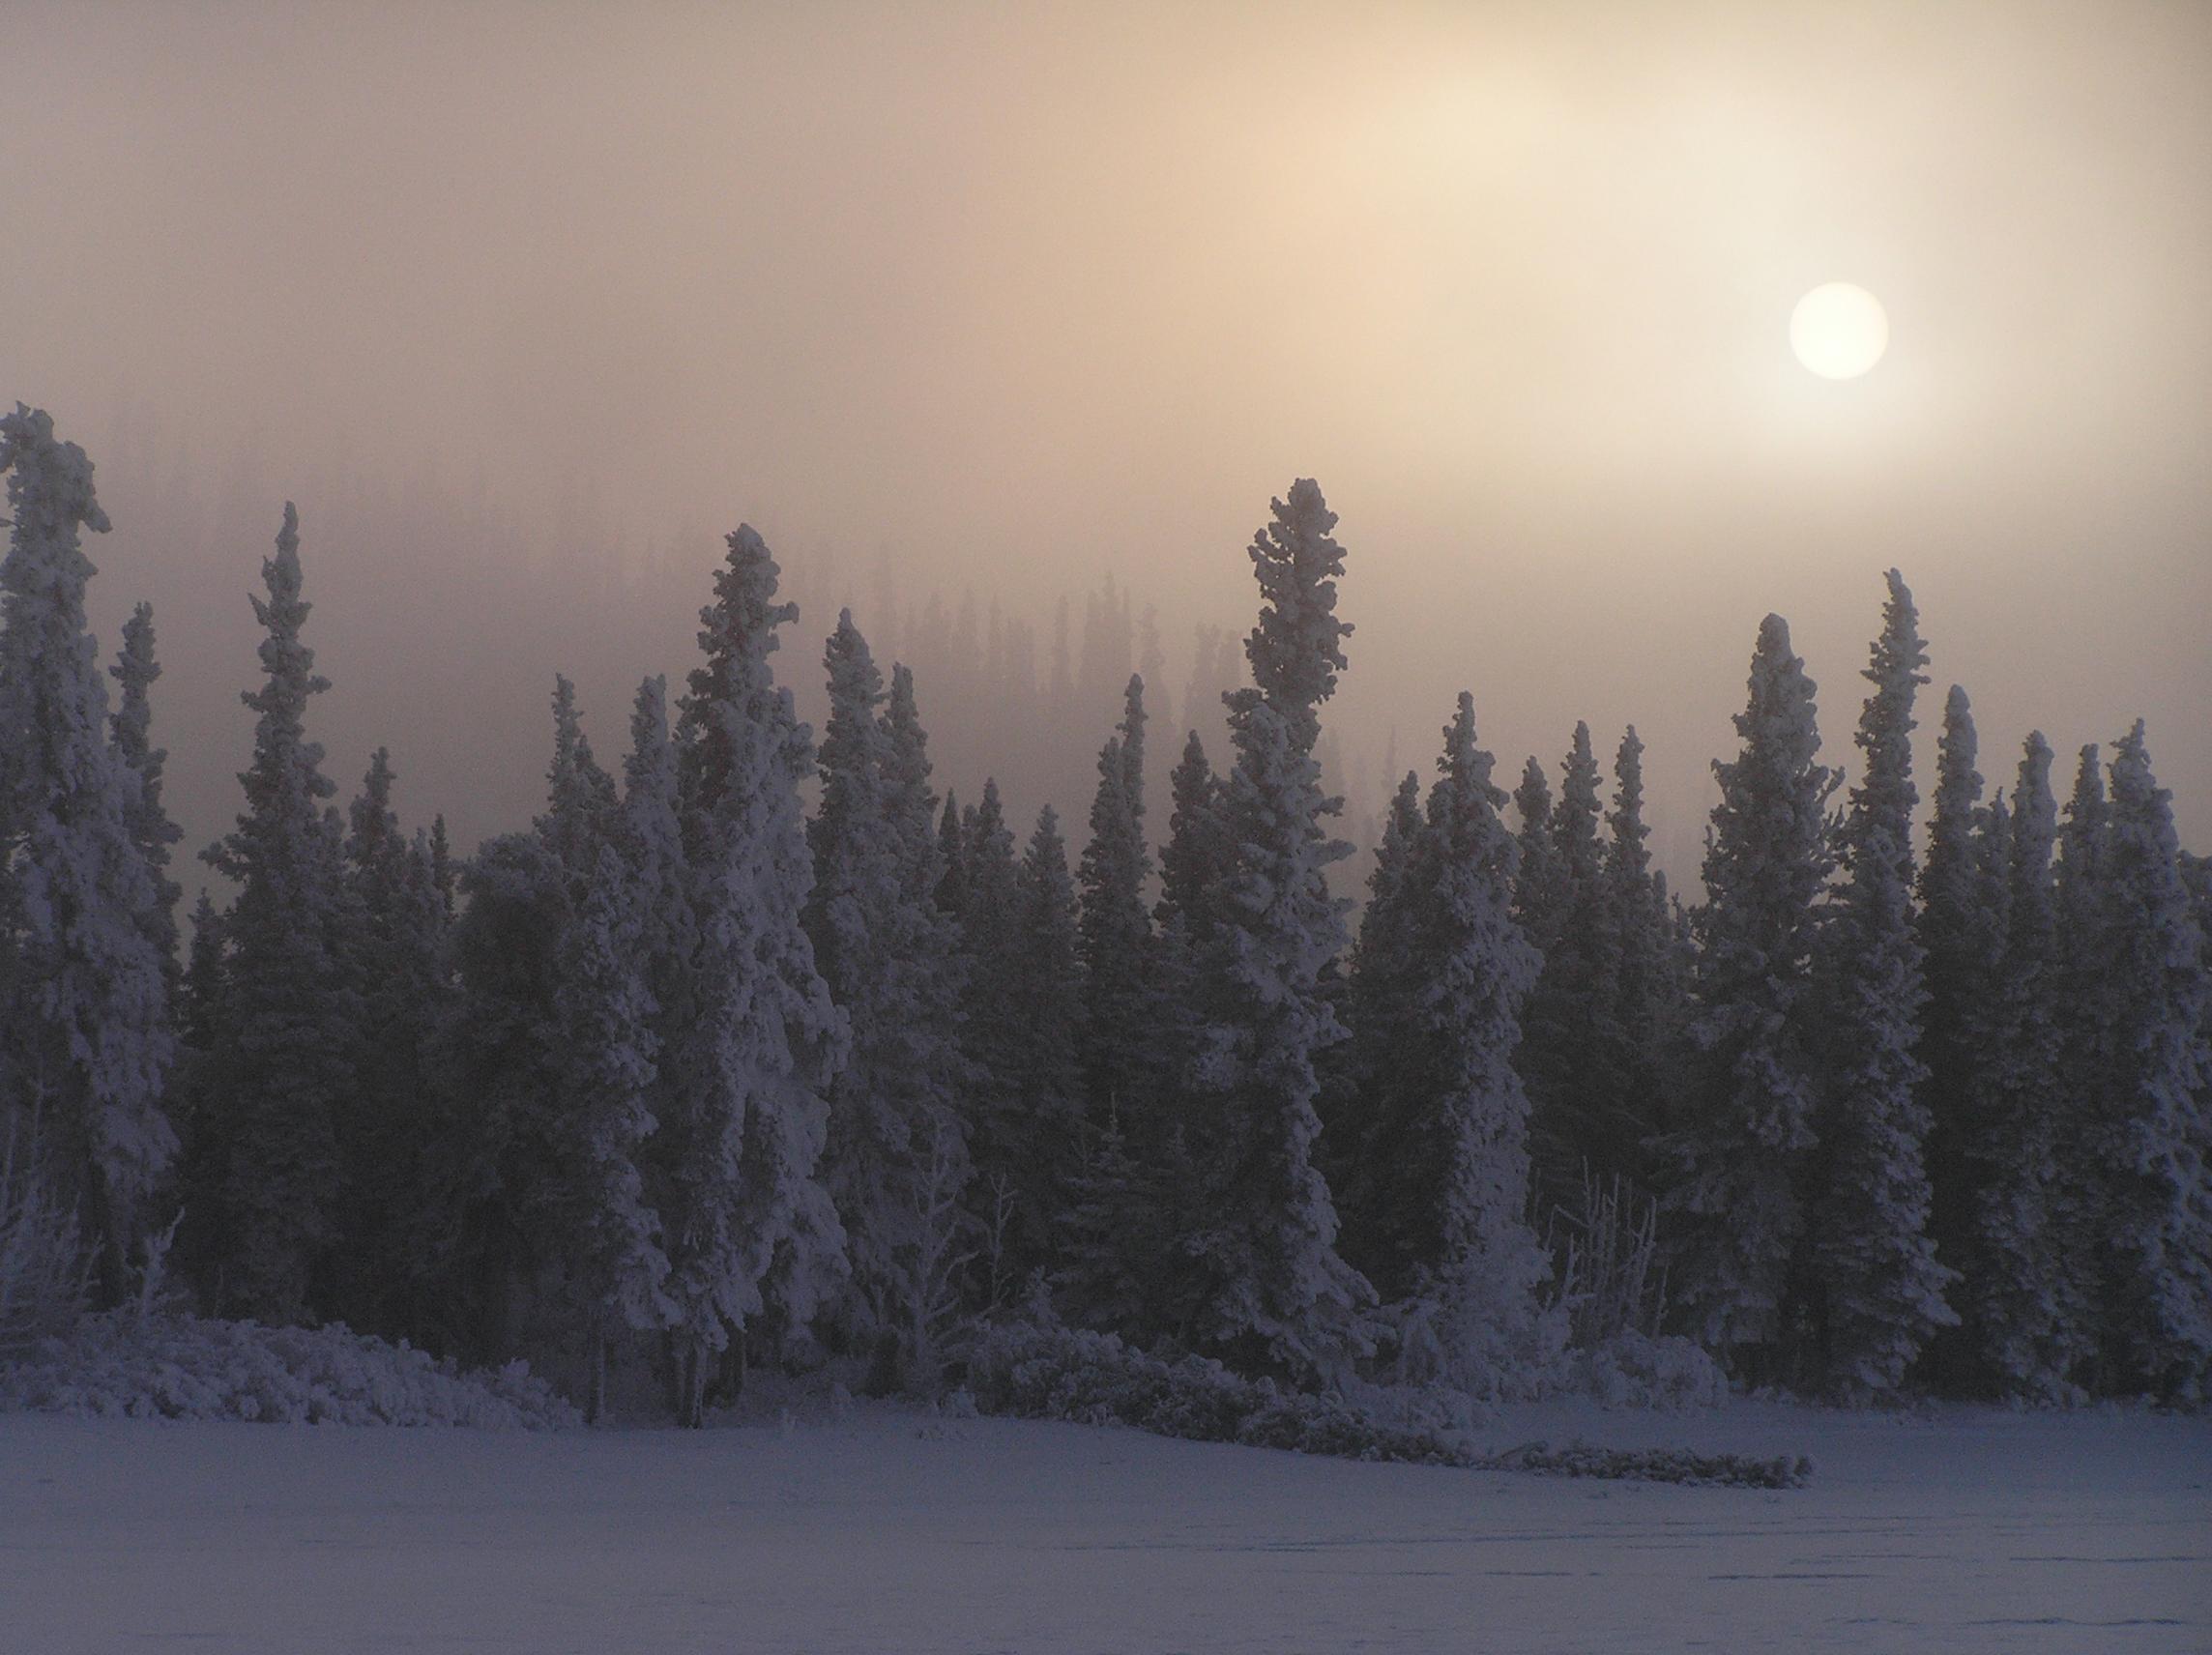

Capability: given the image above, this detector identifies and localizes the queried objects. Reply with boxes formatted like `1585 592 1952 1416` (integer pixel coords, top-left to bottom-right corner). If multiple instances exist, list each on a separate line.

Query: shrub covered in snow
0 1312 579 1427
967 1322 1792 1486
1488 1439 1813 1489
1565 1330 1730 1410
967 1323 1472 1466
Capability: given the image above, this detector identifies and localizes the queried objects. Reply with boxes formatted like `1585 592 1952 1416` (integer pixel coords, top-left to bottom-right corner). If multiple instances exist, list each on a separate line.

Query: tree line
4 405 2206 1419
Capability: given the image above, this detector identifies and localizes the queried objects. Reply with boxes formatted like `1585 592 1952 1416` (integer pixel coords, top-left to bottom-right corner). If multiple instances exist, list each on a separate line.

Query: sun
1790 283 1888 380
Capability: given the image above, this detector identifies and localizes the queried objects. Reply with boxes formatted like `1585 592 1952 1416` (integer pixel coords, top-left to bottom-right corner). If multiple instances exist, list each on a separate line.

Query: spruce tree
107 603 183 1000
668 524 844 1423
540 674 616 891
334 747 451 1332
1805 570 1955 1397
556 833 674 1418
1330 769 1425 1275
1666 614 1835 1381
1179 479 1371 1379
1156 730 1229 941
1360 698 1549 1392
1076 675 1155 1129
1510 757 1561 959
1521 723 1615 1212
804 615 972 1381
1965 734 2084 1395
1915 682 1992 1384
1604 725 1683 1169
0 407 177 1298
2051 741 2113 1384
194 504 358 1321
2090 724 2211 1400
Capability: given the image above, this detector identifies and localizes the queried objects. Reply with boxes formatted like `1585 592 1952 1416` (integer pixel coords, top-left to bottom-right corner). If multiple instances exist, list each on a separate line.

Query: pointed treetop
1240 478 1351 748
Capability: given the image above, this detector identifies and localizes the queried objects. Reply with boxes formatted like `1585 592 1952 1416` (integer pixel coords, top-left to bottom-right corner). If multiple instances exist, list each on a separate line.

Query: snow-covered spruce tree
192 504 359 1322
0 407 177 1301
107 603 184 1001
1009 807 1086 1264
1156 730 1230 937
1964 734 2086 1396
1062 677 1169 1334
1604 726 1685 1171
1178 479 1373 1380
1914 683 1994 1390
2087 724 2211 1401
1665 614 1835 1384
668 524 844 1425
2051 742 2114 1386
1510 756 1562 961
1803 570 1955 1398
1329 769 1426 1278
1077 675 1156 1130
931 792 967 916
555 834 674 1420
1521 722 1621 1214
1364 697 1552 1393
541 674 617 893
803 615 972 1385
876 661 975 1375
427 684 619 1363
331 747 453 1334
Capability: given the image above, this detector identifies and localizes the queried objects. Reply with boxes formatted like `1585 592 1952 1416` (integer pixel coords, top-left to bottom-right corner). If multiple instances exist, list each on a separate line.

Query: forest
4 402 2207 1428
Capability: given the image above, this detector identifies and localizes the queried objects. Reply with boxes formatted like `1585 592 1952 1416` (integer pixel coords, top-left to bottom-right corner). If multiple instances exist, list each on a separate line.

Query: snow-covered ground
2 1402 2204 1653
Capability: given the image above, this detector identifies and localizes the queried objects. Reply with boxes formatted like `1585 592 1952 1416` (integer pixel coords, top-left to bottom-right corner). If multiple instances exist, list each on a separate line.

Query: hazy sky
5 0 2207 887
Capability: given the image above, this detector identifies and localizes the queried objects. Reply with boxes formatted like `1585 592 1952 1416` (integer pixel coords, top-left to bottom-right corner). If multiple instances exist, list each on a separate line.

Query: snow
2 1403 2203 1652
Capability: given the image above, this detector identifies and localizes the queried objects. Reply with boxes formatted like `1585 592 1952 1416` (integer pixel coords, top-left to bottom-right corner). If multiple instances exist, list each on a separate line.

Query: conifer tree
1520 723 1615 1211
2089 724 2211 1400
1604 726 1682 1167
1358 699 1549 1390
1805 571 1955 1397
107 603 183 998
932 793 967 916
2051 741 2113 1383
1179 479 1372 1379
1330 770 1425 1271
667 524 844 1423
1915 683 1992 1375
1965 734 2085 1394
1667 614 1835 1381
804 615 972 1380
1077 675 1155 1128
1510 757 1561 958
1156 730 1229 942
333 747 451 1331
556 833 673 1418
541 674 616 890
193 504 358 1321
0 407 177 1298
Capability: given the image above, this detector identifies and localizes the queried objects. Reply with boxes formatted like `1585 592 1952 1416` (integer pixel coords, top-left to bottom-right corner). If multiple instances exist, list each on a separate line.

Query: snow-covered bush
967 1323 1471 1466
0 1312 579 1427
1489 1439 1811 1489
0 1119 89 1357
1566 1329 1729 1410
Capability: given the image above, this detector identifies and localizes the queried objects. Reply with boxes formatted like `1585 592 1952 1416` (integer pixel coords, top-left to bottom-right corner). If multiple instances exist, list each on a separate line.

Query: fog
5 0 2206 891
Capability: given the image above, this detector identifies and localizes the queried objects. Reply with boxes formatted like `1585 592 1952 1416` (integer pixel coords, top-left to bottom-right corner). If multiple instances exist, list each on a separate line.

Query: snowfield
2 1403 2205 1653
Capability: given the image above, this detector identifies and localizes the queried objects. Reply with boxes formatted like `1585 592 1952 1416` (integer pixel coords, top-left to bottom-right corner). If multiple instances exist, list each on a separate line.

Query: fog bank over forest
7 1 2207 887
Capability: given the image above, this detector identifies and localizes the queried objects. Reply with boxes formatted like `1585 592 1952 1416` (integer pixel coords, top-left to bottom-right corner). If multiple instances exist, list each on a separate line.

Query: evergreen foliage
1804 571 1955 1398
190 504 357 1323
0 408 177 1300
1177 479 1372 1381
666 524 844 1423
1667 615 1835 1381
